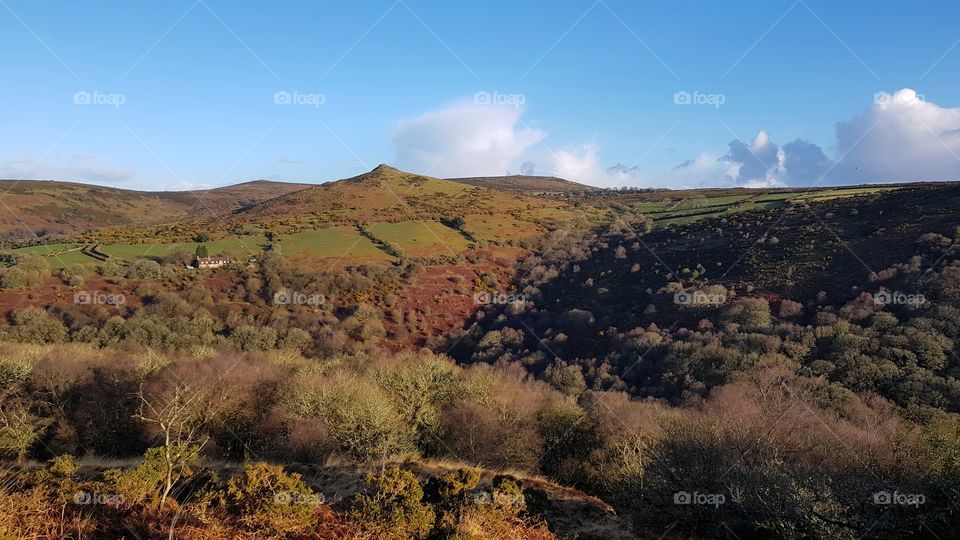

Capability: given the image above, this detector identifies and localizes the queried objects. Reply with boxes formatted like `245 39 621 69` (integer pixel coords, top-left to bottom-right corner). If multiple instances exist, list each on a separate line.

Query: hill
0 179 310 239
446 174 600 194
445 180 960 399
218 165 586 248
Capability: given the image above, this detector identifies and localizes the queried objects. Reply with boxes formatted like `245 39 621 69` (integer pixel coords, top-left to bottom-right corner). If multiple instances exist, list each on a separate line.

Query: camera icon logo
473 91 492 105
673 491 691 504
673 91 692 105
74 291 92 304
673 291 692 305
872 491 891 504
273 90 292 105
73 91 91 105
273 290 291 305
873 290 892 306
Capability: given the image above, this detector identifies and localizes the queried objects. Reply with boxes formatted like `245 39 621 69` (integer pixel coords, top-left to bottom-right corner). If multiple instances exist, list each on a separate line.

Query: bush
10 307 67 344
351 467 435 539
721 297 771 327
288 372 413 461
225 462 320 531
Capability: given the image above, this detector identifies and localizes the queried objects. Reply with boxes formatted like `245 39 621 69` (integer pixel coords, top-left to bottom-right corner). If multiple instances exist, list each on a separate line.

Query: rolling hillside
0 179 310 238
221 165 585 240
446 174 601 194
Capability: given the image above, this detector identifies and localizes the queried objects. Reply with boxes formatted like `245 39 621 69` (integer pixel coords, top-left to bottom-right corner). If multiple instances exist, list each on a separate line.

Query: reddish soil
0 275 139 321
378 250 525 349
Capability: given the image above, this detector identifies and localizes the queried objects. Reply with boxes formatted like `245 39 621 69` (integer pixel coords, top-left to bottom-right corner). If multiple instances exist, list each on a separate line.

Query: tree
10 307 67 344
134 380 222 508
195 244 209 259
0 402 47 462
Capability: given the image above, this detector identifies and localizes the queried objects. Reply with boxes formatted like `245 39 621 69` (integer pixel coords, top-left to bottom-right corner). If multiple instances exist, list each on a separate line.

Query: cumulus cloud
706 89 960 187
831 88 960 182
780 139 831 184
0 154 136 184
391 101 545 177
519 160 536 176
393 89 960 188
550 143 604 184
721 130 781 185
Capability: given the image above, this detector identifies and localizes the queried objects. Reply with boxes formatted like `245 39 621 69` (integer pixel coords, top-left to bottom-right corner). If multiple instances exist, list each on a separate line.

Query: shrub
721 297 771 327
351 467 435 539
225 462 319 531
288 372 413 461
10 307 67 344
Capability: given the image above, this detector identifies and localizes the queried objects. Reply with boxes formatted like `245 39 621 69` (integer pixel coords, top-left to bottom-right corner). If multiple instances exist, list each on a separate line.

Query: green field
6 238 267 269
463 213 539 242
636 187 896 228
278 226 392 263
10 243 81 255
367 220 471 257
98 237 267 262
2 243 89 269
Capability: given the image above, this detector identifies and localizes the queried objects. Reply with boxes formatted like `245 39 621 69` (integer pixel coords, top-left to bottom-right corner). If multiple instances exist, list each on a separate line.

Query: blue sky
1 0 959 189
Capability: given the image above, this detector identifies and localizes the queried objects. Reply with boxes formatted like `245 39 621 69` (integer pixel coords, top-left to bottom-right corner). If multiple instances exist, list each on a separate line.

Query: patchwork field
463 213 540 242
5 237 267 269
633 186 898 227
277 226 392 264
367 220 471 258
98 237 267 262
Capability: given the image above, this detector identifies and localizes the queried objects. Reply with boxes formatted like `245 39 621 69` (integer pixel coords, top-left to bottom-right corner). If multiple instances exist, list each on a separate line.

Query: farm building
196 256 231 269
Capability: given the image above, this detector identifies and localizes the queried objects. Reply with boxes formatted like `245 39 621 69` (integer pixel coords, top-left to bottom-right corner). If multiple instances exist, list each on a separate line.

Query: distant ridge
446 175 601 193
0 178 311 235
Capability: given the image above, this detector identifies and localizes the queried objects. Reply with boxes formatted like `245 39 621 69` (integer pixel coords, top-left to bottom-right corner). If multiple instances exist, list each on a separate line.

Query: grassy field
9 243 82 255
367 220 471 258
3 243 89 269
98 237 267 262
277 227 392 264
5 238 267 269
636 186 897 227
463 213 540 242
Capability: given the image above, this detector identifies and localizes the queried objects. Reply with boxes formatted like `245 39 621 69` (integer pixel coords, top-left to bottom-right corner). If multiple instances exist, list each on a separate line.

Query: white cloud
391 101 545 177
550 146 657 188
832 88 960 183
684 89 960 187
550 143 606 185
0 154 137 184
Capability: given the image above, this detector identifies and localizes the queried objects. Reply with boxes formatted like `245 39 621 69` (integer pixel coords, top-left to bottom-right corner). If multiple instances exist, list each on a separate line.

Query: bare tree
134 380 220 509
